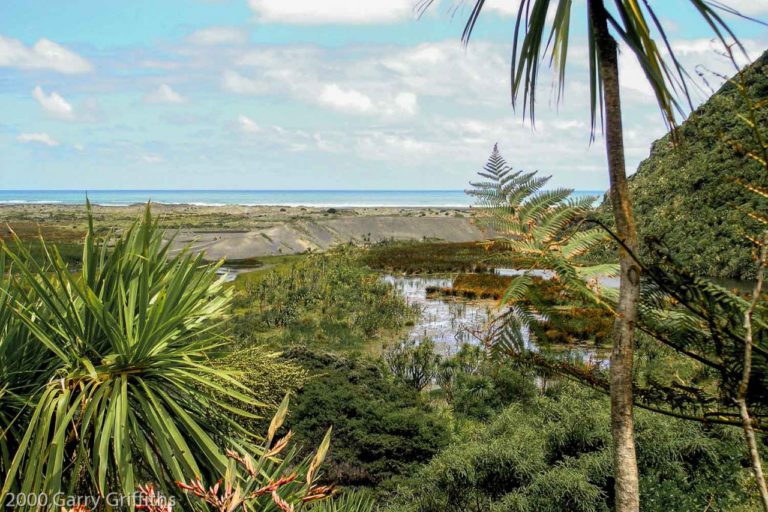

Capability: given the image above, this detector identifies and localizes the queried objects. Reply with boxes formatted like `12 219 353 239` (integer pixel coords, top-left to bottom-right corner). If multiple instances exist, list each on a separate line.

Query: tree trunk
739 236 768 511
588 1 641 511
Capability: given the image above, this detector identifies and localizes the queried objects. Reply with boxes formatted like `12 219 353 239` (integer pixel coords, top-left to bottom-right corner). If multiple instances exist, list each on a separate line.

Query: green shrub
307 489 377 512
384 338 440 391
434 345 537 420
385 384 756 512
283 348 451 489
596 51 768 279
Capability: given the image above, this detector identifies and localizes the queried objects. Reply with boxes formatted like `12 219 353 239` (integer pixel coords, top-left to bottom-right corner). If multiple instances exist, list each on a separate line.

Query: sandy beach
0 203 484 260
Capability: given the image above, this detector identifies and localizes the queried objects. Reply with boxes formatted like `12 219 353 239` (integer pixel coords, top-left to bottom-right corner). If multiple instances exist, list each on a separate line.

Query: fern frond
562 230 610 258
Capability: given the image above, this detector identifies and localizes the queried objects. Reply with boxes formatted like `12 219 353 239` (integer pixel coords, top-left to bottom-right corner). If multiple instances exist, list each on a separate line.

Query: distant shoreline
0 189 605 209
0 202 485 261
0 202 475 208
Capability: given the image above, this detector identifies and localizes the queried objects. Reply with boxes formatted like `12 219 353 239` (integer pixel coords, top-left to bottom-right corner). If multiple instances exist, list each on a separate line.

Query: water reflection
382 275 495 355
217 266 260 282
384 274 609 367
495 268 620 289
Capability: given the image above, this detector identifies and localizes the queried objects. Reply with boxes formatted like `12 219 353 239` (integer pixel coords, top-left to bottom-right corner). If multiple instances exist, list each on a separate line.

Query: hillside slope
612 50 768 279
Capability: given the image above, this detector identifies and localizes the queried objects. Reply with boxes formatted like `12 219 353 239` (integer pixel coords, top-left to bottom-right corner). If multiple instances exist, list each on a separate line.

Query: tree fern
468 146 617 359
471 86 768 436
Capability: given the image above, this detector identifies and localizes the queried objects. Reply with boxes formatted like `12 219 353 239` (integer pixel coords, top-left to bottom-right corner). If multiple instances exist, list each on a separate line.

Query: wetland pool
384 274 610 366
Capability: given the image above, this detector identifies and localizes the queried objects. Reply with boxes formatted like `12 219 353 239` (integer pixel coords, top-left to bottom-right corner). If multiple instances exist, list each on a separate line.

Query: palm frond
425 0 747 133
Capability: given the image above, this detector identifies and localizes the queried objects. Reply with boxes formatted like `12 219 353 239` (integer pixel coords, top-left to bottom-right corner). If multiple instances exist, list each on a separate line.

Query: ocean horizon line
0 189 607 208
0 188 606 192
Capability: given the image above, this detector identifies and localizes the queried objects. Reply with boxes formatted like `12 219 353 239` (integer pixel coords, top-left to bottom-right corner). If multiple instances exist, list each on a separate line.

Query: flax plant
1 203 262 504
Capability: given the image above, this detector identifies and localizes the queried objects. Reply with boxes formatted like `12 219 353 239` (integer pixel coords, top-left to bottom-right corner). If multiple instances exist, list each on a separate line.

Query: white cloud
32 86 75 120
718 1 768 16
187 26 249 45
238 114 262 133
235 47 321 68
248 0 416 24
17 132 59 146
483 0 523 16
244 0 539 25
394 92 418 115
315 84 419 117
0 36 92 74
380 41 508 103
144 84 185 104
318 84 374 113
142 154 164 164
73 143 85 151
221 69 268 95
356 131 429 156
552 120 586 130
617 37 765 104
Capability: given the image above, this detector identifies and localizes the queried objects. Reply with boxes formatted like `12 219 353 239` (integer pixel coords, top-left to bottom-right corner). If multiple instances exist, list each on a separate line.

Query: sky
0 1 767 191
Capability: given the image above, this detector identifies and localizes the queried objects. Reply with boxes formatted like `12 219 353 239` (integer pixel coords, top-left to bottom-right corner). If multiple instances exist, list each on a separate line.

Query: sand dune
0 203 485 261
173 214 484 260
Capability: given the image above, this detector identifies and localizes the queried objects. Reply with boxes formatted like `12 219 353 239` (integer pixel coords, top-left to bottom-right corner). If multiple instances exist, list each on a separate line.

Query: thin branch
738 231 768 511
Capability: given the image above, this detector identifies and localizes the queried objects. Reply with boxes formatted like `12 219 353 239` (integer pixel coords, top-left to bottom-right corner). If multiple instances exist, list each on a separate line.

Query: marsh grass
361 241 525 274
231 248 418 353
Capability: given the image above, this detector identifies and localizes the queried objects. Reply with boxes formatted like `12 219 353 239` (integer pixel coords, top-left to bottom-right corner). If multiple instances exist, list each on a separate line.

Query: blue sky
1 0 766 190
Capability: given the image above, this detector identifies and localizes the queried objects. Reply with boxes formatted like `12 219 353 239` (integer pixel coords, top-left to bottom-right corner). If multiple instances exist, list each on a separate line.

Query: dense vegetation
2 202 766 510
361 241 523 274
384 383 758 512
281 348 451 490
598 50 768 279
232 248 417 352
0 207 336 511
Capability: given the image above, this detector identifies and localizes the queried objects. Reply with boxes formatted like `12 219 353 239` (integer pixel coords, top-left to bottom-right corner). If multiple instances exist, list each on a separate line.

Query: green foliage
384 384 757 512
0 252 56 480
599 52 768 279
435 343 485 402
361 240 523 274
451 365 537 421
215 347 308 407
467 145 616 354
629 249 768 427
593 65 768 429
169 396 336 512
384 338 440 391
0 205 259 503
232 248 417 351
468 145 606 262
283 348 451 489
436 344 537 421
307 489 377 512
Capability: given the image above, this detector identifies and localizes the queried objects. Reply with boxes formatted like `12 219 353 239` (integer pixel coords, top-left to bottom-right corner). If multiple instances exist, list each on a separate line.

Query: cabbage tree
421 1 747 509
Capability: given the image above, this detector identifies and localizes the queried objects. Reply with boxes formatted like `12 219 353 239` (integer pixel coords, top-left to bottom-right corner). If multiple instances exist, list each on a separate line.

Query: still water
384 274 610 366
383 275 497 355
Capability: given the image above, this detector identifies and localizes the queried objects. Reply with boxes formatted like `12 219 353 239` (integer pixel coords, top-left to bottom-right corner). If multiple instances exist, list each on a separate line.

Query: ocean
0 190 606 208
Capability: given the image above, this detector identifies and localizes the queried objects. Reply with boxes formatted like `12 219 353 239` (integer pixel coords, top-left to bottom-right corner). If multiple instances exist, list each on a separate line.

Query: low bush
282 348 451 489
384 384 758 512
361 241 524 274
434 344 537 420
